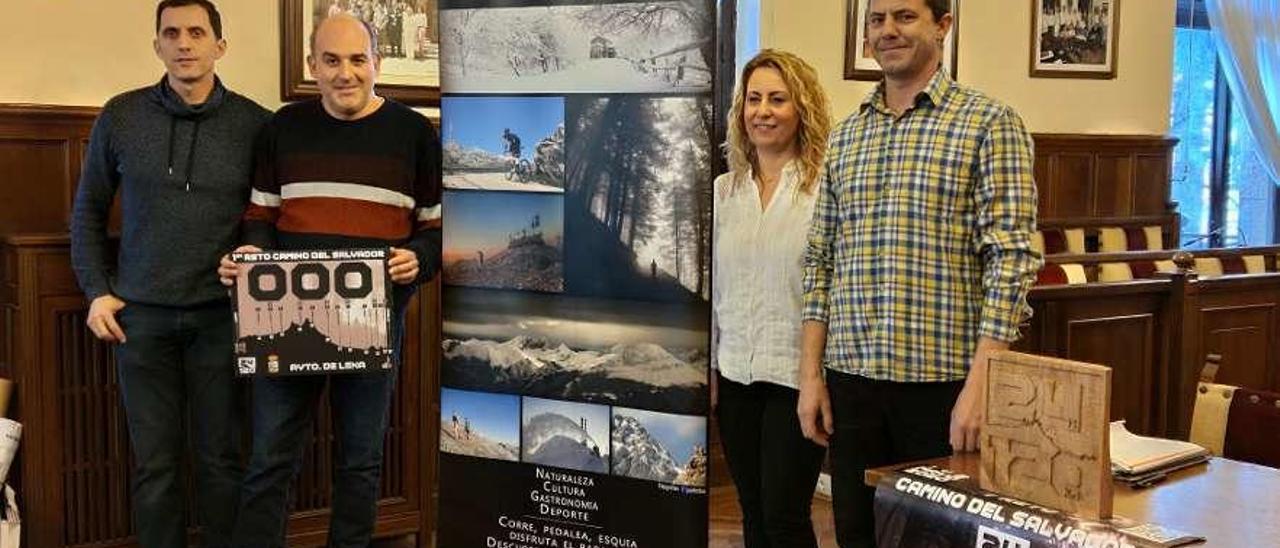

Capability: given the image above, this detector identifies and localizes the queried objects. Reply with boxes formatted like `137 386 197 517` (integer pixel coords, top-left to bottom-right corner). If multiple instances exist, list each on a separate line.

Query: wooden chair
1190 354 1280 468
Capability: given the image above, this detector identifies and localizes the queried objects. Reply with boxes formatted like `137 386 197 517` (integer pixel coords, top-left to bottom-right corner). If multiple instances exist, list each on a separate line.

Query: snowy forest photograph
443 190 564 292
521 397 611 474
441 287 708 414
564 95 712 304
440 0 713 93
611 407 706 487
443 96 565 192
440 388 520 462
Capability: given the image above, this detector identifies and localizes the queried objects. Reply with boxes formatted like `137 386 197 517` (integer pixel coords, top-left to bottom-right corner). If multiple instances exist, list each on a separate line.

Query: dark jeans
232 368 397 548
115 301 244 548
716 374 826 548
826 370 964 548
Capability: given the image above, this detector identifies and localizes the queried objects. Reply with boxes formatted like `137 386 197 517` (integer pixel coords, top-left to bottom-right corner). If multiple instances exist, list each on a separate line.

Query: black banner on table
231 248 393 377
436 0 714 546
874 466 1204 548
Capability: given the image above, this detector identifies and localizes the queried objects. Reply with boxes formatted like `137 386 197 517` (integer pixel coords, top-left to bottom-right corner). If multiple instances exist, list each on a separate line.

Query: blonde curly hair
725 49 832 194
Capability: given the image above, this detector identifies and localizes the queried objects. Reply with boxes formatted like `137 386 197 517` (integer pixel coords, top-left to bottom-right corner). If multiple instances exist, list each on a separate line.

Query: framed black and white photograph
439 1 713 93
441 287 709 415
281 0 440 106
565 96 712 303
1030 0 1119 79
844 0 959 81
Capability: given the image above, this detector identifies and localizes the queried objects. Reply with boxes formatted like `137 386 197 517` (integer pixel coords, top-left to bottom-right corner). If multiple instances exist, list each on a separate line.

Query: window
1169 3 1275 248
735 0 760 75
1226 93 1274 246
1169 27 1216 247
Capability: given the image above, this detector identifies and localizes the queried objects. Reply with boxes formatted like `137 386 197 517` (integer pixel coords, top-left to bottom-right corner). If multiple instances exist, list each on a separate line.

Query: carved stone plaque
980 351 1113 519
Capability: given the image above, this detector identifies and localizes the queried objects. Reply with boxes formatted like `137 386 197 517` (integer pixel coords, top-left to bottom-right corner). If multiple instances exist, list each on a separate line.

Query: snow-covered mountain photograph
610 407 706 487
442 287 709 414
443 190 564 292
440 1 713 93
440 388 520 462
442 96 565 193
521 397 610 474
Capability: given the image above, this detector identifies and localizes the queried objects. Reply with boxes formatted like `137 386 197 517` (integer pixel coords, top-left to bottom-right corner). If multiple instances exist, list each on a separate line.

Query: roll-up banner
436 1 715 546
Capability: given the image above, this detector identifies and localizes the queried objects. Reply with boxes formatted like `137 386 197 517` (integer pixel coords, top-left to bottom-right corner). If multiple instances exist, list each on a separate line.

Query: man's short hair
867 0 952 23
924 0 951 22
155 0 223 40
310 16 380 57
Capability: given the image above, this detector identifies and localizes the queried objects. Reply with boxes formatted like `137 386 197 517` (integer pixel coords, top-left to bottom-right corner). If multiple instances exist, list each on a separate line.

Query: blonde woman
712 49 832 548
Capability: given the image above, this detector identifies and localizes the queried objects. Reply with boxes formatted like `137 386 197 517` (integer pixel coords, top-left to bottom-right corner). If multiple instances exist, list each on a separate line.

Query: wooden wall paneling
0 138 74 234
1196 277 1280 393
0 106 97 237
1135 154 1173 216
2 245 16 378
1065 313 1156 433
1201 305 1273 390
1034 153 1054 220
3 236 83 548
1093 155 1134 217
48 293 133 547
1050 154 1096 218
1165 272 1203 440
1026 281 1174 435
1031 134 1178 227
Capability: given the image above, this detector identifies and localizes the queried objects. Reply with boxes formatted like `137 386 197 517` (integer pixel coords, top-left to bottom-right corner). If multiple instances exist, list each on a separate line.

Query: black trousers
115 302 244 548
826 370 964 548
716 373 826 548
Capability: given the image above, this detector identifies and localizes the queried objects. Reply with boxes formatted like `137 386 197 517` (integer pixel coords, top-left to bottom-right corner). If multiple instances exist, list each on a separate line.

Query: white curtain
1206 0 1280 185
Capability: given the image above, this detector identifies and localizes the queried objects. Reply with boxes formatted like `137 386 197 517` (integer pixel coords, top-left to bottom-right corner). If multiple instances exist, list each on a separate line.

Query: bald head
308 13 383 120
310 13 378 58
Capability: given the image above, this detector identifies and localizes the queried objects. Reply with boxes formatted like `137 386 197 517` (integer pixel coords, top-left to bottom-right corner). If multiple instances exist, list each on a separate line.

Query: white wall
1 0 1170 130
1 1 281 108
0 1 439 117
759 0 1175 134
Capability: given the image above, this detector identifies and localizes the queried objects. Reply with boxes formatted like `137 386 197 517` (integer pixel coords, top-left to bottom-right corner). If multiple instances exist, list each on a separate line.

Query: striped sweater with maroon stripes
242 98 442 299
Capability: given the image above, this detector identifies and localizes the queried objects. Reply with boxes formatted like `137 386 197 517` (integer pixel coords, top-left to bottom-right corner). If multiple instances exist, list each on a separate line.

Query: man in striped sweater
217 13 440 547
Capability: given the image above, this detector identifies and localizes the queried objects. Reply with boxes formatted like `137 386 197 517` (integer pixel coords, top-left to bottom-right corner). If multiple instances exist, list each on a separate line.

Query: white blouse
712 162 818 389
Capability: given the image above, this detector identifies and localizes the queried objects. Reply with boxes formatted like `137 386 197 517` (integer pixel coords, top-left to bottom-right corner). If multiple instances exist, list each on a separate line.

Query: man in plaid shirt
796 0 1042 545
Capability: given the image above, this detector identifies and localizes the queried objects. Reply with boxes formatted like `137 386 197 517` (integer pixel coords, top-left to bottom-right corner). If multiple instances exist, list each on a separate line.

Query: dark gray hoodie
70 76 270 307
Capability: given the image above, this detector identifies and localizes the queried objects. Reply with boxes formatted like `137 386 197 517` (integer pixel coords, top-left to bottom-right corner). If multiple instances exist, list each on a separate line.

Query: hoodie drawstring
166 117 202 192
185 119 201 192
166 117 176 179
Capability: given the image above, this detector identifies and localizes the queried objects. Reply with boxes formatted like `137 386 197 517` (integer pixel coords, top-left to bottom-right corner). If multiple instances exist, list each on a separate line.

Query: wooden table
866 454 1280 547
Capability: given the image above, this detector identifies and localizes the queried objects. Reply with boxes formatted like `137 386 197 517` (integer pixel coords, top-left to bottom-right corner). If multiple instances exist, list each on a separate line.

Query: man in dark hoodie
68 1 269 546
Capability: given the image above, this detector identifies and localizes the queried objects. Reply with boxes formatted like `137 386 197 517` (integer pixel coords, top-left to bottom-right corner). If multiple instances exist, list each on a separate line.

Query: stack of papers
1110 421 1210 487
